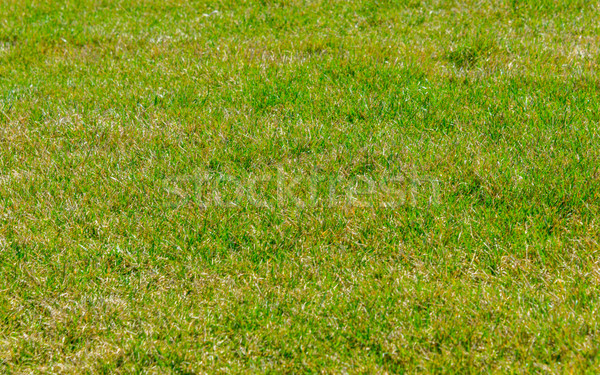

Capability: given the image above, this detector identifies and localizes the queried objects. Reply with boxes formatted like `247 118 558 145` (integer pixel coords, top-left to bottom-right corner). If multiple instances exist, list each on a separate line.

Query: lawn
1 0 600 372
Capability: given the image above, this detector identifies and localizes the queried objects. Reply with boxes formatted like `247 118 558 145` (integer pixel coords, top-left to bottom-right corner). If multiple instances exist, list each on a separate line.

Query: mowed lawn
1 0 600 372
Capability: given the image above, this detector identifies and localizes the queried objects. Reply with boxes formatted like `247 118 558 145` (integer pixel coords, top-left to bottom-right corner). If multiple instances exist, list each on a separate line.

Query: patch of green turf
1 0 600 372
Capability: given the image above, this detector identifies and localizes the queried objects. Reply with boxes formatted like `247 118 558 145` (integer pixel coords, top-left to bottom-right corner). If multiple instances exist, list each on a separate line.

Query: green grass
1 0 600 372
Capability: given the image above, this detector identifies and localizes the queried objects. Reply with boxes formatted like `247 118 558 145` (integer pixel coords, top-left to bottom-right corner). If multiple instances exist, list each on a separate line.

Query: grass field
1 0 600 372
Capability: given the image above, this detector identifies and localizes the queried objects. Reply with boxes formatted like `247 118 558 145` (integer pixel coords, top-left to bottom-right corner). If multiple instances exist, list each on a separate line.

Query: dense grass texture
1 0 600 372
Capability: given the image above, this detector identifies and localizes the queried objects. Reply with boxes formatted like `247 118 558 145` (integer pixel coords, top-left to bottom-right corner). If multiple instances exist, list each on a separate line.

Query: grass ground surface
1 0 600 373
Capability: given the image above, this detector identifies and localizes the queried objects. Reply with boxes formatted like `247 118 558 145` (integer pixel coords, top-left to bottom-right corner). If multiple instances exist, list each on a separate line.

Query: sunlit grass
1 0 600 372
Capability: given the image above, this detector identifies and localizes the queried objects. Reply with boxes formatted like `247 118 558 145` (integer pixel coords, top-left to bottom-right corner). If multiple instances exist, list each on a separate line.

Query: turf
1 0 600 373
